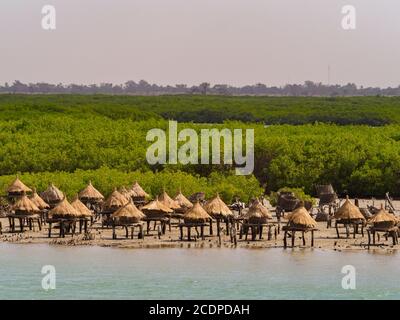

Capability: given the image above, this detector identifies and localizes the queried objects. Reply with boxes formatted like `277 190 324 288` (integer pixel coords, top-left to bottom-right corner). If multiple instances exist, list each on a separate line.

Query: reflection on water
0 244 399 299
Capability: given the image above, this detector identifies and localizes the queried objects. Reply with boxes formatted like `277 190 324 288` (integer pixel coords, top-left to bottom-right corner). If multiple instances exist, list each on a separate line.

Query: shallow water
0 244 398 299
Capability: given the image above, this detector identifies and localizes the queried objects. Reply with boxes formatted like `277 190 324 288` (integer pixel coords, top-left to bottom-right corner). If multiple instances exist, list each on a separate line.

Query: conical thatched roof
368 205 398 224
334 197 365 221
142 197 173 214
158 189 181 210
130 181 149 198
30 189 50 210
112 200 146 223
243 199 272 222
48 197 80 219
203 193 233 218
71 196 93 218
119 187 131 201
12 195 40 214
41 183 64 204
287 206 317 228
78 181 104 201
183 202 212 224
7 177 32 194
103 189 128 211
174 190 193 209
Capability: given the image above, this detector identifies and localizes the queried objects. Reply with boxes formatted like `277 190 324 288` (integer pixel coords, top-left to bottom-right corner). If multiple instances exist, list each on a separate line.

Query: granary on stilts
282 205 318 248
179 201 212 241
333 196 366 239
203 193 233 237
111 200 146 239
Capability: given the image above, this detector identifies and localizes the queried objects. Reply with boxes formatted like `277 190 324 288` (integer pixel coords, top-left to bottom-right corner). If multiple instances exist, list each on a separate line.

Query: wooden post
335 221 340 238
216 219 221 237
291 230 296 248
311 230 314 247
225 218 229 236
201 225 204 240
209 219 213 236
302 231 306 246
283 230 287 248
125 226 129 238
367 229 371 249
48 222 52 238
188 226 191 241
179 225 183 240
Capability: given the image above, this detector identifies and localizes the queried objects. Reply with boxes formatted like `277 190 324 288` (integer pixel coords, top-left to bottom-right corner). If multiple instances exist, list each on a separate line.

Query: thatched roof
7 177 32 194
203 194 233 217
112 200 146 222
243 199 272 222
334 197 365 221
48 197 80 219
158 189 181 210
30 189 50 210
142 197 173 214
78 181 104 201
130 181 149 198
103 189 128 211
119 187 131 201
41 183 64 204
174 190 193 209
287 206 317 228
12 195 40 214
183 202 212 224
71 196 93 217
368 205 398 224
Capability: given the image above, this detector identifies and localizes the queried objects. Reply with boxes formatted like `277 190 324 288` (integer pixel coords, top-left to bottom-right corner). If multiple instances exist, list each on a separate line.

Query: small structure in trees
40 183 64 208
141 197 173 235
240 199 274 241
6 177 32 202
367 205 399 248
203 193 233 236
129 181 150 206
111 200 145 239
100 189 128 227
8 195 41 232
47 197 81 238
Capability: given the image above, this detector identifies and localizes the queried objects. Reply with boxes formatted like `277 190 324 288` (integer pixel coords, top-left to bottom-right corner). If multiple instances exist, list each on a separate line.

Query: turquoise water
0 244 398 299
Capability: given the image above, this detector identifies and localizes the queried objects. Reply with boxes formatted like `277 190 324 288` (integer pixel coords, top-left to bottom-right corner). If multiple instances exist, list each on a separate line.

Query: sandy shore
1 198 399 252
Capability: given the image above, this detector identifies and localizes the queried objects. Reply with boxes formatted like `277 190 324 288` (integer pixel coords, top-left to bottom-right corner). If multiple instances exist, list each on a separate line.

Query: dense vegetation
1 94 400 199
1 94 400 125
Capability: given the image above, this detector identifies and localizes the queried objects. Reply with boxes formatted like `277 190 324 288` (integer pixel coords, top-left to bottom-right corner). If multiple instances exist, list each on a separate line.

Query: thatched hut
179 202 212 241
111 200 146 239
159 189 181 211
141 197 173 235
8 195 41 232
283 206 318 248
129 181 149 205
30 189 50 210
119 187 131 201
7 177 32 200
78 181 104 205
101 189 128 227
174 190 193 212
47 197 81 237
366 205 399 247
40 183 64 207
334 196 366 238
70 196 94 233
240 199 274 241
203 193 233 236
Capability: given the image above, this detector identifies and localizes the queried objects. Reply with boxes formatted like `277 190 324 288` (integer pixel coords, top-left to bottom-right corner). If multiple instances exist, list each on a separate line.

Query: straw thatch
243 199 272 224
286 206 317 228
158 189 181 210
142 197 173 218
119 187 131 201
102 189 128 211
40 183 64 204
48 197 80 219
71 196 93 218
368 205 398 228
30 189 50 210
129 181 149 198
203 194 233 218
334 197 365 221
183 202 212 224
12 195 40 214
112 200 146 224
174 190 193 209
78 181 104 201
7 177 32 194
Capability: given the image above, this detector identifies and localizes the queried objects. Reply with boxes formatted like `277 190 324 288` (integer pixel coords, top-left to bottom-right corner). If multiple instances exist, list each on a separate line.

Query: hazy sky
1 0 399 87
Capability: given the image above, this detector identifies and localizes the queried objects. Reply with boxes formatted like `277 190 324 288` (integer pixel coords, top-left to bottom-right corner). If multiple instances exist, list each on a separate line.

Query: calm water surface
0 244 398 299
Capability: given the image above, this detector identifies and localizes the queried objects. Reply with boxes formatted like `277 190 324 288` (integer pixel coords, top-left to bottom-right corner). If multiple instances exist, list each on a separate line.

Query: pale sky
1 0 399 87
